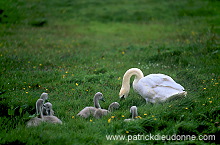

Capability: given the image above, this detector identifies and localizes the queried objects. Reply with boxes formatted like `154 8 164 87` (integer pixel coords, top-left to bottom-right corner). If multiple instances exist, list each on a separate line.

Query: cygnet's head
110 102 120 109
43 102 52 115
108 102 120 111
95 92 105 102
40 93 48 101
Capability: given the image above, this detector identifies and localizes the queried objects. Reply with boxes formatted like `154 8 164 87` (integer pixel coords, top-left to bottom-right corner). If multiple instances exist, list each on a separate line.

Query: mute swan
119 68 187 103
77 92 105 118
124 106 138 122
26 99 44 127
43 102 54 116
93 102 120 119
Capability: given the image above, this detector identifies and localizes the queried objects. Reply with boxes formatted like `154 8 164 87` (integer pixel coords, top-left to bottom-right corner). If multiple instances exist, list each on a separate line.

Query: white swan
77 92 105 118
119 68 187 103
26 99 44 127
124 106 138 122
93 102 120 119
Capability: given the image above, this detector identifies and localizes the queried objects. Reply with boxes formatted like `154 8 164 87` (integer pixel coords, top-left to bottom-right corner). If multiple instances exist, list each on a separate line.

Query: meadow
0 0 219 144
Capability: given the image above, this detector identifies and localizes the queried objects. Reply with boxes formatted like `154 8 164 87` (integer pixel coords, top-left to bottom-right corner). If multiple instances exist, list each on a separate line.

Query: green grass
0 0 219 144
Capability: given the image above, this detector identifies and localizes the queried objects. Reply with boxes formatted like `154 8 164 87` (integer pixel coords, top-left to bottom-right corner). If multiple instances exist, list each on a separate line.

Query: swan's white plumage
120 68 187 103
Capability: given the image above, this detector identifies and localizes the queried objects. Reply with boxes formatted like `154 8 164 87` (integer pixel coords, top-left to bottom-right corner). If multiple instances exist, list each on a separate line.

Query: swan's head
43 102 52 115
130 106 137 113
119 87 130 99
108 102 120 111
95 92 105 102
111 102 120 109
40 92 48 102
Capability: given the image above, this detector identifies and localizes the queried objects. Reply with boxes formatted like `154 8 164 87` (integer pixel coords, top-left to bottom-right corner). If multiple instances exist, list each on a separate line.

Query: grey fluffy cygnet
26 99 44 127
43 102 54 116
42 102 62 124
77 92 105 118
93 102 120 119
124 106 138 122
27 98 62 126
39 93 55 116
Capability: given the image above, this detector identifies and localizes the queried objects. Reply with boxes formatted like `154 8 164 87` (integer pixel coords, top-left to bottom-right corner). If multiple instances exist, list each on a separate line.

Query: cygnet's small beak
101 98 105 102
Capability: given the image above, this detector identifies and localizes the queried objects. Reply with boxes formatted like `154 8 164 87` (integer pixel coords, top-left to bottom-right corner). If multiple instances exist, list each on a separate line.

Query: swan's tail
166 91 187 102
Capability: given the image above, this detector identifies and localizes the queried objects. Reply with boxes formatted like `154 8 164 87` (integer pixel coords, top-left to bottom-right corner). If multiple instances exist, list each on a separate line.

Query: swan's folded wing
159 81 185 91
137 74 185 100
142 74 184 90
136 80 156 99
140 74 174 87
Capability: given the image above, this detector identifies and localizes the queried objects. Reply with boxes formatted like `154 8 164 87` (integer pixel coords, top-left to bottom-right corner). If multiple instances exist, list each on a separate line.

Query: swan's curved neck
39 106 44 119
94 96 101 108
36 100 44 119
131 109 138 119
108 104 114 112
108 105 111 111
122 68 144 88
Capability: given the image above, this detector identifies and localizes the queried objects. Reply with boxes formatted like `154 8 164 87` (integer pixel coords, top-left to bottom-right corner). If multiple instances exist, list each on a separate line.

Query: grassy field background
0 0 219 144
